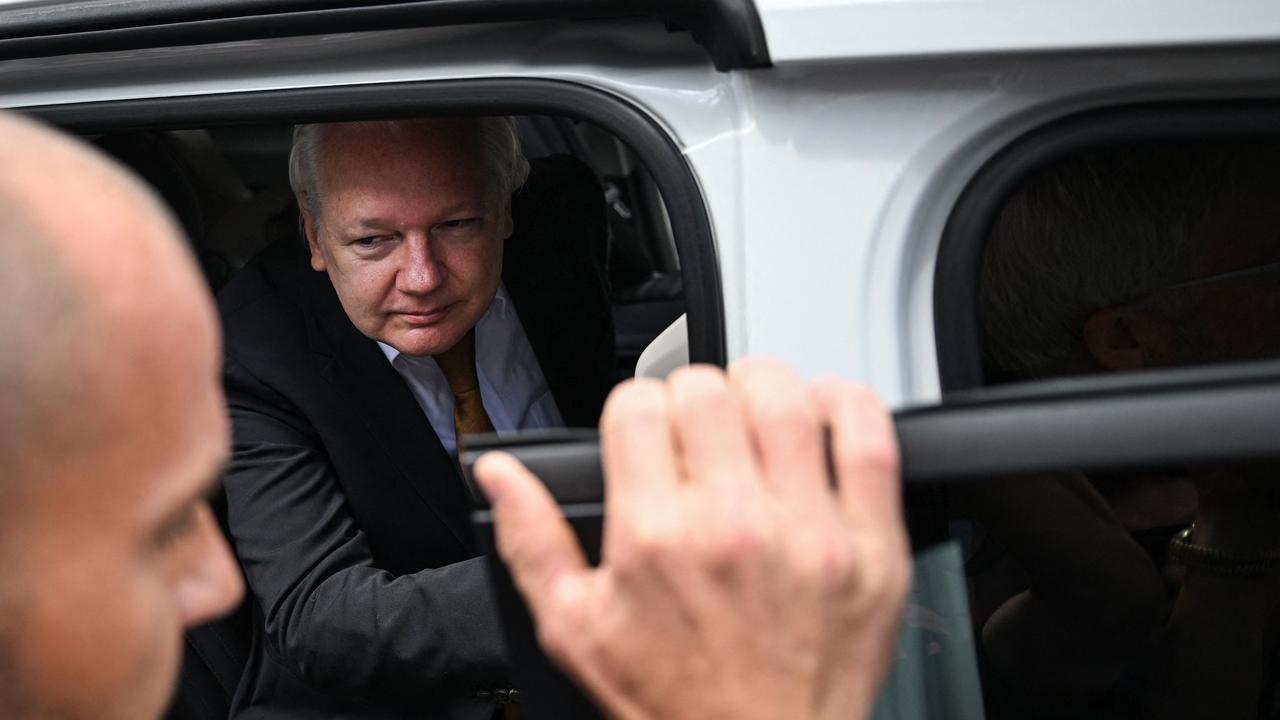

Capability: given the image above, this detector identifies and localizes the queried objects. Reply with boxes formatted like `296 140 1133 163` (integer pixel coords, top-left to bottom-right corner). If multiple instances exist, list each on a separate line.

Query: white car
4 2 1280 718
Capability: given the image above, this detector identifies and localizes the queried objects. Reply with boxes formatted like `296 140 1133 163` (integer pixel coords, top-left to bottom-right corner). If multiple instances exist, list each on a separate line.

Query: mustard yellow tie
438 334 514 716
434 329 495 455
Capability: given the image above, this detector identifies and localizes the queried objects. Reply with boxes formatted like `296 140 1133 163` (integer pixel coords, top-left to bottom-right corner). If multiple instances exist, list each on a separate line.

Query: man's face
301 121 513 357
0 205 243 720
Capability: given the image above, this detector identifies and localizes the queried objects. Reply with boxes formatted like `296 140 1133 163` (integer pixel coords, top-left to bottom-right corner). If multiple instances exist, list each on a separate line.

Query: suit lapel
299 269 476 553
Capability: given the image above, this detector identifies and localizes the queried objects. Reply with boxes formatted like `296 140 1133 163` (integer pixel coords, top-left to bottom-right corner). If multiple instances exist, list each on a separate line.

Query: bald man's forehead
0 189 92 472
0 119 206 309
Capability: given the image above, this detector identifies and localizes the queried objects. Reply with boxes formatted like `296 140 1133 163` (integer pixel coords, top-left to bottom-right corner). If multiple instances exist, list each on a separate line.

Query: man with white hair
217 117 617 718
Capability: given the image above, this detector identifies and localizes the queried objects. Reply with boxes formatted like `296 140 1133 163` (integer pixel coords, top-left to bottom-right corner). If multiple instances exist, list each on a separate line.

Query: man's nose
175 504 245 627
397 235 445 295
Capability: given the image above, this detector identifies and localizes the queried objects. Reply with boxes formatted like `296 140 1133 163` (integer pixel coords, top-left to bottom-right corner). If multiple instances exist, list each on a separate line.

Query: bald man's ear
297 197 326 273
1083 306 1150 372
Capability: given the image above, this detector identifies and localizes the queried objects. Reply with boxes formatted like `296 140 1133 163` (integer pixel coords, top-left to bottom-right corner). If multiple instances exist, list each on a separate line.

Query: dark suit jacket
217 156 616 719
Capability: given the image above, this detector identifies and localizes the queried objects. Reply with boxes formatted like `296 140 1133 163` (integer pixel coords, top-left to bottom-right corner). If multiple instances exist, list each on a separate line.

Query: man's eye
439 218 479 231
155 508 198 550
355 236 385 248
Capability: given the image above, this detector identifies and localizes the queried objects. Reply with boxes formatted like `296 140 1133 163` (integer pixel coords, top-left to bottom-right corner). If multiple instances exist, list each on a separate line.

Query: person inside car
972 141 1280 719
216 117 617 718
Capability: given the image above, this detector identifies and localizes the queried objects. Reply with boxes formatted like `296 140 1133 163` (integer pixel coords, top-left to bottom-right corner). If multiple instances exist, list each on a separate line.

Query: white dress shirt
377 285 563 457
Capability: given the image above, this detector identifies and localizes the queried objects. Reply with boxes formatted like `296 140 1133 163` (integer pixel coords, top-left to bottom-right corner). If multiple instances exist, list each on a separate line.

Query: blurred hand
474 360 910 720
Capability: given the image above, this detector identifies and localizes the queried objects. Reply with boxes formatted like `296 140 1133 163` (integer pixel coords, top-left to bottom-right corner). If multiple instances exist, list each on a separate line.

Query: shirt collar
491 284 510 321
376 284 509 364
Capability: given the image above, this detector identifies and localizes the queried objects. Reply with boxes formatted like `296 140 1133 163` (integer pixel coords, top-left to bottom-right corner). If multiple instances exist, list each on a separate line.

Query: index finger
599 378 680 510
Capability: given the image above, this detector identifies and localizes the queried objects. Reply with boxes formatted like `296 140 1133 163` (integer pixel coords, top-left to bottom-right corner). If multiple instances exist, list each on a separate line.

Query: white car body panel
755 0 1280 65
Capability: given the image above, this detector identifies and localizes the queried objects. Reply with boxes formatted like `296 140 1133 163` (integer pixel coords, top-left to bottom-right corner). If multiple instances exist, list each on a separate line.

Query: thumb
473 451 591 623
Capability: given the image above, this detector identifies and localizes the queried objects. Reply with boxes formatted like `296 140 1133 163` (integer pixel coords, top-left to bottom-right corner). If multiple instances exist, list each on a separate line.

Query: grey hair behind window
288 117 530 222
979 142 1278 379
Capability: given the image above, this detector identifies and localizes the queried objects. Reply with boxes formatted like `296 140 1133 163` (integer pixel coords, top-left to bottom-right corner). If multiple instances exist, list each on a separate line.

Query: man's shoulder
217 242 321 367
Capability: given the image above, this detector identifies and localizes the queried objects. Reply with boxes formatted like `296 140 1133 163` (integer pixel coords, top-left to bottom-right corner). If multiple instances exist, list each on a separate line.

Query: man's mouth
395 304 454 325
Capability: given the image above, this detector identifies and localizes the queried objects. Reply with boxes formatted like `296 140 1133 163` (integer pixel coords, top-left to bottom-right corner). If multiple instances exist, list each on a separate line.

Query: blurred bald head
0 113 242 720
0 114 211 480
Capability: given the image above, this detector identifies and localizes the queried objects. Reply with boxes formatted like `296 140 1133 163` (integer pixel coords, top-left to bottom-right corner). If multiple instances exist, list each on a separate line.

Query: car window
928 131 1280 720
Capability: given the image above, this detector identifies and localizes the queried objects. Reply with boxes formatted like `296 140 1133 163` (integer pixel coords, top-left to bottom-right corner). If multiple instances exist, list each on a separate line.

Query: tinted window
948 138 1280 720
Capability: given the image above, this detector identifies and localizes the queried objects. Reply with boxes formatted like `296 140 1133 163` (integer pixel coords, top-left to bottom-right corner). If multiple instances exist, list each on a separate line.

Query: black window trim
0 0 771 71
896 359 1280 482
456 359 1280 490
20 76 727 367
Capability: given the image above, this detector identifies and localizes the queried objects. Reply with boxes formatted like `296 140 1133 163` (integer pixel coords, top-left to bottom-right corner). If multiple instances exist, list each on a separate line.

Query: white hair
288 117 530 223
979 142 1275 379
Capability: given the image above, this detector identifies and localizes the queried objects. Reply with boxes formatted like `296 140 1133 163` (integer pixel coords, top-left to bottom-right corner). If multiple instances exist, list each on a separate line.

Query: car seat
94 131 235 290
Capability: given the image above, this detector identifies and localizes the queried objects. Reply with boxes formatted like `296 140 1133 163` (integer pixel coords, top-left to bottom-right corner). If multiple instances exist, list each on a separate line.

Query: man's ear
298 197 326 272
1083 306 1149 372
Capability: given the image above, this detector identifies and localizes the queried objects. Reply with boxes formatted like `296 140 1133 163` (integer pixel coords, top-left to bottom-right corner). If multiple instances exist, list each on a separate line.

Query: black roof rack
0 0 771 71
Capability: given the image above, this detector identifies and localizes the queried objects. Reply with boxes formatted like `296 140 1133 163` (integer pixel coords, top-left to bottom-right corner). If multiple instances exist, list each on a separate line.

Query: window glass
950 138 1280 720
980 140 1280 384
952 459 1280 720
